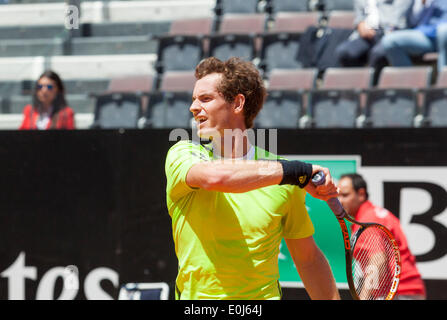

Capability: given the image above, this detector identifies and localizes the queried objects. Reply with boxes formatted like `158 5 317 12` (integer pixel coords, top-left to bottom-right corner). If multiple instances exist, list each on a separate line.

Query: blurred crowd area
0 0 446 130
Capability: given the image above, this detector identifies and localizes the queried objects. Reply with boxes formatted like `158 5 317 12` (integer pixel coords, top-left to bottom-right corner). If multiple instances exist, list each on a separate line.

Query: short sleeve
282 186 315 239
165 140 210 204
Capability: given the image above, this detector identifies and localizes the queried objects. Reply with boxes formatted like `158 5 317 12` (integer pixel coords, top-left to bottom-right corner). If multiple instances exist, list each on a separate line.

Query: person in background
335 0 413 83
338 173 426 300
381 0 447 72
19 70 75 130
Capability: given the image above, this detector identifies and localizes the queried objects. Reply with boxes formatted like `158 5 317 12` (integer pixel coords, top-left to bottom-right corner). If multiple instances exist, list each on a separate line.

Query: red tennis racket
312 171 401 300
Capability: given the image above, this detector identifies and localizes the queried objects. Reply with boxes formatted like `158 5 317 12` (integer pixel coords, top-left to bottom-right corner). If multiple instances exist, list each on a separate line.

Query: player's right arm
186 159 283 193
186 158 338 200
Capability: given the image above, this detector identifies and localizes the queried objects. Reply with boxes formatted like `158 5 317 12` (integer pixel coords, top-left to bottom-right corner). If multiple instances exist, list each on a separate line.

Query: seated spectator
381 0 447 72
19 70 75 130
335 0 413 76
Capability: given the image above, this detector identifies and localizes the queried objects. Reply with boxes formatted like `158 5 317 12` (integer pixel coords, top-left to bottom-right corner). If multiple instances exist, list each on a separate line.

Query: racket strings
351 226 397 300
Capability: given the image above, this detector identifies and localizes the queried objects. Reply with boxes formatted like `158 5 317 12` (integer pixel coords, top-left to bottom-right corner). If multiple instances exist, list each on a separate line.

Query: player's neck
212 131 251 159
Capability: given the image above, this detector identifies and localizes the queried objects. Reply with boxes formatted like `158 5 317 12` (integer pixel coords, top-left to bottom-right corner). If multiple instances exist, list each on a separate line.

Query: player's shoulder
167 139 202 153
166 139 212 161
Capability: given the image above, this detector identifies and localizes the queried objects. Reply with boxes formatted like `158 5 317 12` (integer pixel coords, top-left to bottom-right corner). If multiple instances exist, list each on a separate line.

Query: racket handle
311 171 346 218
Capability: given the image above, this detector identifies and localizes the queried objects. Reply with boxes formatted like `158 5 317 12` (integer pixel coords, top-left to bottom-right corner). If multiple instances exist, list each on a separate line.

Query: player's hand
304 165 339 201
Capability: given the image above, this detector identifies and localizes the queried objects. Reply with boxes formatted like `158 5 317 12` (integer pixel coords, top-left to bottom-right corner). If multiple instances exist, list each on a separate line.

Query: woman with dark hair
19 70 75 130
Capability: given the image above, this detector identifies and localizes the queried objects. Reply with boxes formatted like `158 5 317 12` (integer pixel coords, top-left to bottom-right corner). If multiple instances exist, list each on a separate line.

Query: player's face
190 73 235 139
36 76 59 108
338 177 363 216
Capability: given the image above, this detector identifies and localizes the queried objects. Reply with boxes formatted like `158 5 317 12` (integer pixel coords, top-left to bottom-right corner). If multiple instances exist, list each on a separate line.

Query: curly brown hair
195 57 266 128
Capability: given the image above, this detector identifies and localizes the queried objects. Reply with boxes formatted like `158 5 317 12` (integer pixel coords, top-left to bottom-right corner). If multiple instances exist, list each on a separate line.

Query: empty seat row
87 66 447 129
155 11 355 75
214 0 354 15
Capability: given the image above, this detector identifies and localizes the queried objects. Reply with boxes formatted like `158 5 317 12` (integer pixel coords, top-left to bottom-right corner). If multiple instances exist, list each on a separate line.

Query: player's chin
197 127 218 140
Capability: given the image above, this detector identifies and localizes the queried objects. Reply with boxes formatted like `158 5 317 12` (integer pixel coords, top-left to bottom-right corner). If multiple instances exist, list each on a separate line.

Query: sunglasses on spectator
37 84 54 90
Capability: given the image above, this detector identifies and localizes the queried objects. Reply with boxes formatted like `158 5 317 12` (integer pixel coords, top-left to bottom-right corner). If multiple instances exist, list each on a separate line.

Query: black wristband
278 160 313 188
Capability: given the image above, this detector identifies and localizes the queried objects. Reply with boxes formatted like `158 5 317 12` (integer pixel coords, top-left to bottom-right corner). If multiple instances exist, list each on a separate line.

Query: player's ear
358 188 367 202
233 94 245 114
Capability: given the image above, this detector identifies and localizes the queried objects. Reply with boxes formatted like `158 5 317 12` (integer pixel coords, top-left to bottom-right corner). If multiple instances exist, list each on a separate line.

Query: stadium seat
145 91 192 128
158 70 196 92
259 32 302 73
258 12 320 73
419 68 447 127
91 93 142 129
107 74 154 94
364 89 418 127
267 68 318 91
155 35 204 74
218 13 267 34
377 67 432 89
214 0 260 16
306 68 373 128
308 90 361 128
420 88 447 127
265 68 317 127
105 74 155 114
207 34 256 62
362 67 432 128
118 282 169 300
322 0 355 11
256 90 304 128
59 94 94 114
322 67 373 89
271 11 320 33
168 17 213 36
327 11 356 29
266 0 309 14
5 95 32 114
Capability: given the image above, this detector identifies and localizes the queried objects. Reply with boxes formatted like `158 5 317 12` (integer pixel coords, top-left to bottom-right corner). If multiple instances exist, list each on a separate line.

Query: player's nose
190 99 201 115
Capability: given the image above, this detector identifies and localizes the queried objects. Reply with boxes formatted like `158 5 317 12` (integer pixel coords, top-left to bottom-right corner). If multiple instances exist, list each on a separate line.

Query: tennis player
165 57 340 300
338 173 426 299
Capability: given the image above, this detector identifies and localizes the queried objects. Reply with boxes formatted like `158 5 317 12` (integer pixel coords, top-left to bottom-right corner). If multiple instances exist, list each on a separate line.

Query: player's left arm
285 236 340 300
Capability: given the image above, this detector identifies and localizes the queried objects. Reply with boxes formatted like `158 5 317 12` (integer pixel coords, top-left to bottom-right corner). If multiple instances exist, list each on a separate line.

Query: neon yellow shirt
165 140 314 300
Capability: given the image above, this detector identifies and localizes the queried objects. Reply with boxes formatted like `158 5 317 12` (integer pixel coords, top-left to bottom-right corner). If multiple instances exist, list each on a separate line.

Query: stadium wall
0 128 446 300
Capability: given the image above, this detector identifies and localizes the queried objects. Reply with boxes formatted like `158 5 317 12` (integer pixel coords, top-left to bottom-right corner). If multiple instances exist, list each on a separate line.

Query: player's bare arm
186 160 338 200
286 236 340 300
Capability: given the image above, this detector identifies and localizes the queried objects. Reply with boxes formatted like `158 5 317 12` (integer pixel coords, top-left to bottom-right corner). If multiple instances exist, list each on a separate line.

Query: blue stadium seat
215 0 260 15
308 89 361 128
207 34 256 62
155 35 204 74
364 89 418 128
266 0 309 14
145 91 192 129
256 90 303 128
91 93 142 129
420 88 447 127
362 67 432 128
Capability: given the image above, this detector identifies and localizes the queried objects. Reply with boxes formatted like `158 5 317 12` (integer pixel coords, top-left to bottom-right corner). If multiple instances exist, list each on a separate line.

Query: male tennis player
338 173 426 299
165 57 340 300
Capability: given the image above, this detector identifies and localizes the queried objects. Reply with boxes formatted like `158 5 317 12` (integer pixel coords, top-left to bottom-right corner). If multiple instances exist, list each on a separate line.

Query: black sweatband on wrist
278 160 313 188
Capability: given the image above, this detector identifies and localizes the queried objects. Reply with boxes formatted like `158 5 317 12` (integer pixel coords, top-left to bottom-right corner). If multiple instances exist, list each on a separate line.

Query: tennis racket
312 171 401 300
